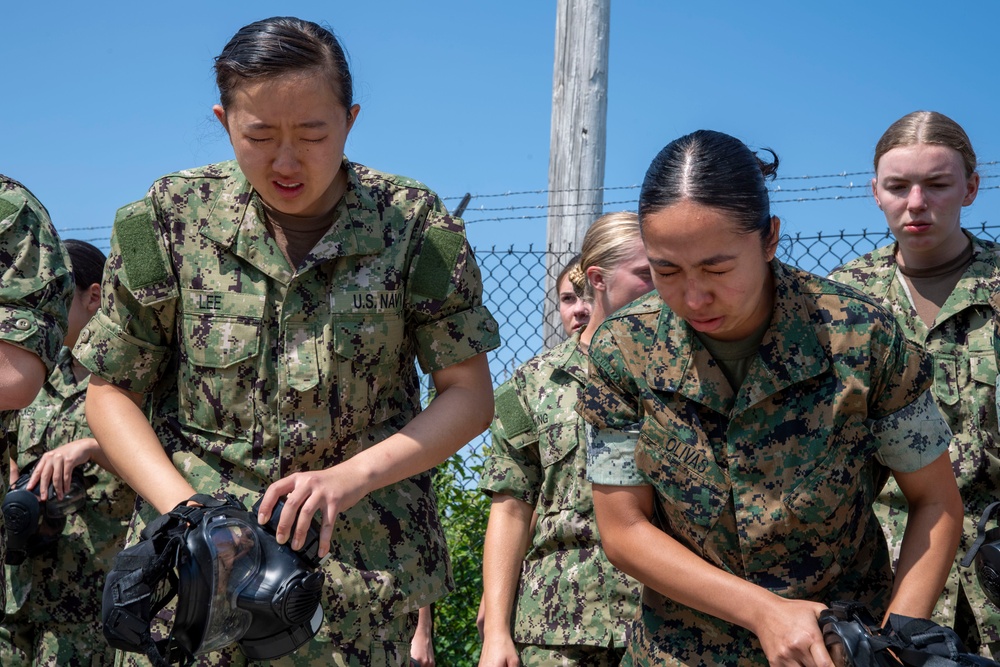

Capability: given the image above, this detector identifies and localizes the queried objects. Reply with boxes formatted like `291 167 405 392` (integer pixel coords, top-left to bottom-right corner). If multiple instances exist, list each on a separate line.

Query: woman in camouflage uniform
829 111 1000 659
580 130 965 666
0 176 73 617
556 254 592 338
0 240 136 667
77 17 498 667
479 212 647 667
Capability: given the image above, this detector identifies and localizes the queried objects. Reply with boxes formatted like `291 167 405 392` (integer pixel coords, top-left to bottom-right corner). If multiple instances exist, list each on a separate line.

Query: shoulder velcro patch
114 210 168 289
495 383 533 439
0 198 18 222
411 226 463 300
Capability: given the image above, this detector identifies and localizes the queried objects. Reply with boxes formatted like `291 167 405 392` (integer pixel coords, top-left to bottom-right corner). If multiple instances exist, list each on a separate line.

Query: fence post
543 0 610 349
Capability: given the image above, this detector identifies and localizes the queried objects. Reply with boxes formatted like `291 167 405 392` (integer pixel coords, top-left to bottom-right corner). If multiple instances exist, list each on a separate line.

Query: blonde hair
568 211 642 300
874 111 976 177
556 254 583 297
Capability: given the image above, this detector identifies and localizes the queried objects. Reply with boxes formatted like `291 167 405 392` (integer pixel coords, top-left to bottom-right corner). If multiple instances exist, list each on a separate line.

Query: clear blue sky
4 1 1000 255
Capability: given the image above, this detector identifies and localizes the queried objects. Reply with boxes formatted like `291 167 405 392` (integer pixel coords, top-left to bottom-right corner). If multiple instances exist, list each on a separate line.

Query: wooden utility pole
543 0 610 349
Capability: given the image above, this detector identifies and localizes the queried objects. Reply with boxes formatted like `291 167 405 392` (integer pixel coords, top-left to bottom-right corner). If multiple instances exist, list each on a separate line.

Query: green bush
432 450 490 666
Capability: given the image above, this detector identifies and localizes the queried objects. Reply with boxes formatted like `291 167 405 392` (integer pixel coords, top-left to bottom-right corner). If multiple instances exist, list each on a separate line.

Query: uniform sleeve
870 389 952 472
405 211 499 373
479 379 542 505
578 323 646 486
0 184 73 374
866 318 951 472
74 195 179 393
867 318 934 420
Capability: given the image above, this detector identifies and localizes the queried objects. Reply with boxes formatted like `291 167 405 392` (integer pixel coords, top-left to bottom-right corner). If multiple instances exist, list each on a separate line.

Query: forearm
593 485 820 640
481 495 533 639
888 452 964 619
339 353 493 494
80 437 121 478
887 498 963 618
604 511 787 633
85 377 194 512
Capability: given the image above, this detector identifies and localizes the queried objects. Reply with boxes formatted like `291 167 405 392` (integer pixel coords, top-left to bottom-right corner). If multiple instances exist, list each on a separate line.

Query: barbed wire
437 161 1000 201
56 165 1000 236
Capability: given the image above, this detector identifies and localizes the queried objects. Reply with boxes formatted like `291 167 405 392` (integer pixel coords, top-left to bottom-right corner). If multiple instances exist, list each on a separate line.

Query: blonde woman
831 110 1000 658
479 212 649 667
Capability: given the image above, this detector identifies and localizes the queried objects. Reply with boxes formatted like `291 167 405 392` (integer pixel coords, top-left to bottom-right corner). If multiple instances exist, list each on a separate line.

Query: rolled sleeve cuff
871 390 952 473
73 310 169 394
414 305 500 372
479 455 538 505
586 423 644 486
0 306 64 374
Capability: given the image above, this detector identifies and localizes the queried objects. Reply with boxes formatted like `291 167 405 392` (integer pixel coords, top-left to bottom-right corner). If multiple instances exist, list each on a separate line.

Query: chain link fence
430 222 1000 664
468 221 1000 457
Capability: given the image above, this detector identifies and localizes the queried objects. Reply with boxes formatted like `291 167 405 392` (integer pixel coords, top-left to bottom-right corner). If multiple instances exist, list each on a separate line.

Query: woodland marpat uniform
0 347 135 666
481 334 640 660
74 159 499 664
830 232 1000 650
580 261 951 666
0 175 73 614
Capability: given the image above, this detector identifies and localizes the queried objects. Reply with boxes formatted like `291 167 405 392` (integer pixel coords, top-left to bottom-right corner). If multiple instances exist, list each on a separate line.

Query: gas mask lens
200 520 262 654
822 616 857 667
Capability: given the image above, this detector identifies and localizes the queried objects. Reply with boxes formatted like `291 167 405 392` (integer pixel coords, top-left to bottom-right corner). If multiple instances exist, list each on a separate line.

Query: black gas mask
102 493 326 667
961 500 1000 610
819 600 998 667
1 459 90 564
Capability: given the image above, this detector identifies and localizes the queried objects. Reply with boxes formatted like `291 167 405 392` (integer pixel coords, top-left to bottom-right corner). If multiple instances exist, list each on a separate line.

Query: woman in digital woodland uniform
77 16 499 666
829 110 1000 659
579 130 964 666
0 240 135 667
0 175 73 616
479 212 647 667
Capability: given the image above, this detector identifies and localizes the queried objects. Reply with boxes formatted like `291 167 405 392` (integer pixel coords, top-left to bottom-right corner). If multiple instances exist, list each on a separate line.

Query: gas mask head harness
819 600 998 667
1 458 91 564
961 500 1000 611
101 493 325 667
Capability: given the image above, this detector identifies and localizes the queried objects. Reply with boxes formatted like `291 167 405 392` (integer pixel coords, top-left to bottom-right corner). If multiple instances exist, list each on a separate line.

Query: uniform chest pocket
969 347 999 456
635 417 730 547
782 417 871 527
931 351 959 406
332 314 406 436
178 300 263 438
538 419 587 513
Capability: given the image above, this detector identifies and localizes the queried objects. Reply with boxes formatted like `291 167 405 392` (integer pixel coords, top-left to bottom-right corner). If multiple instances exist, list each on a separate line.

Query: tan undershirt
695 315 771 392
260 200 338 270
896 240 973 327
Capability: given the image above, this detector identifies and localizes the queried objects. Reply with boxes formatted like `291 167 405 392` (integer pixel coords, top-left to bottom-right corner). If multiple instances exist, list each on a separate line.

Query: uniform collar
939 232 1000 315
859 230 996 305
546 332 589 385
198 158 387 280
645 260 829 416
47 347 87 399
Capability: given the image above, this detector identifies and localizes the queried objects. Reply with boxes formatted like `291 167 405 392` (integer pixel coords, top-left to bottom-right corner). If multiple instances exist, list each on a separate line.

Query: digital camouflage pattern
830 232 1000 652
480 335 640 653
0 174 73 616
0 347 135 666
74 158 499 666
517 643 626 667
579 261 950 666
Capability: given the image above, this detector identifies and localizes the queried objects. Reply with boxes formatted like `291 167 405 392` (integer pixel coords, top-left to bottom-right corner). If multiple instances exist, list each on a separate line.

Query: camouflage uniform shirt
579 261 951 666
830 231 1000 644
480 334 640 647
0 175 72 613
2 346 136 664
74 159 500 646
